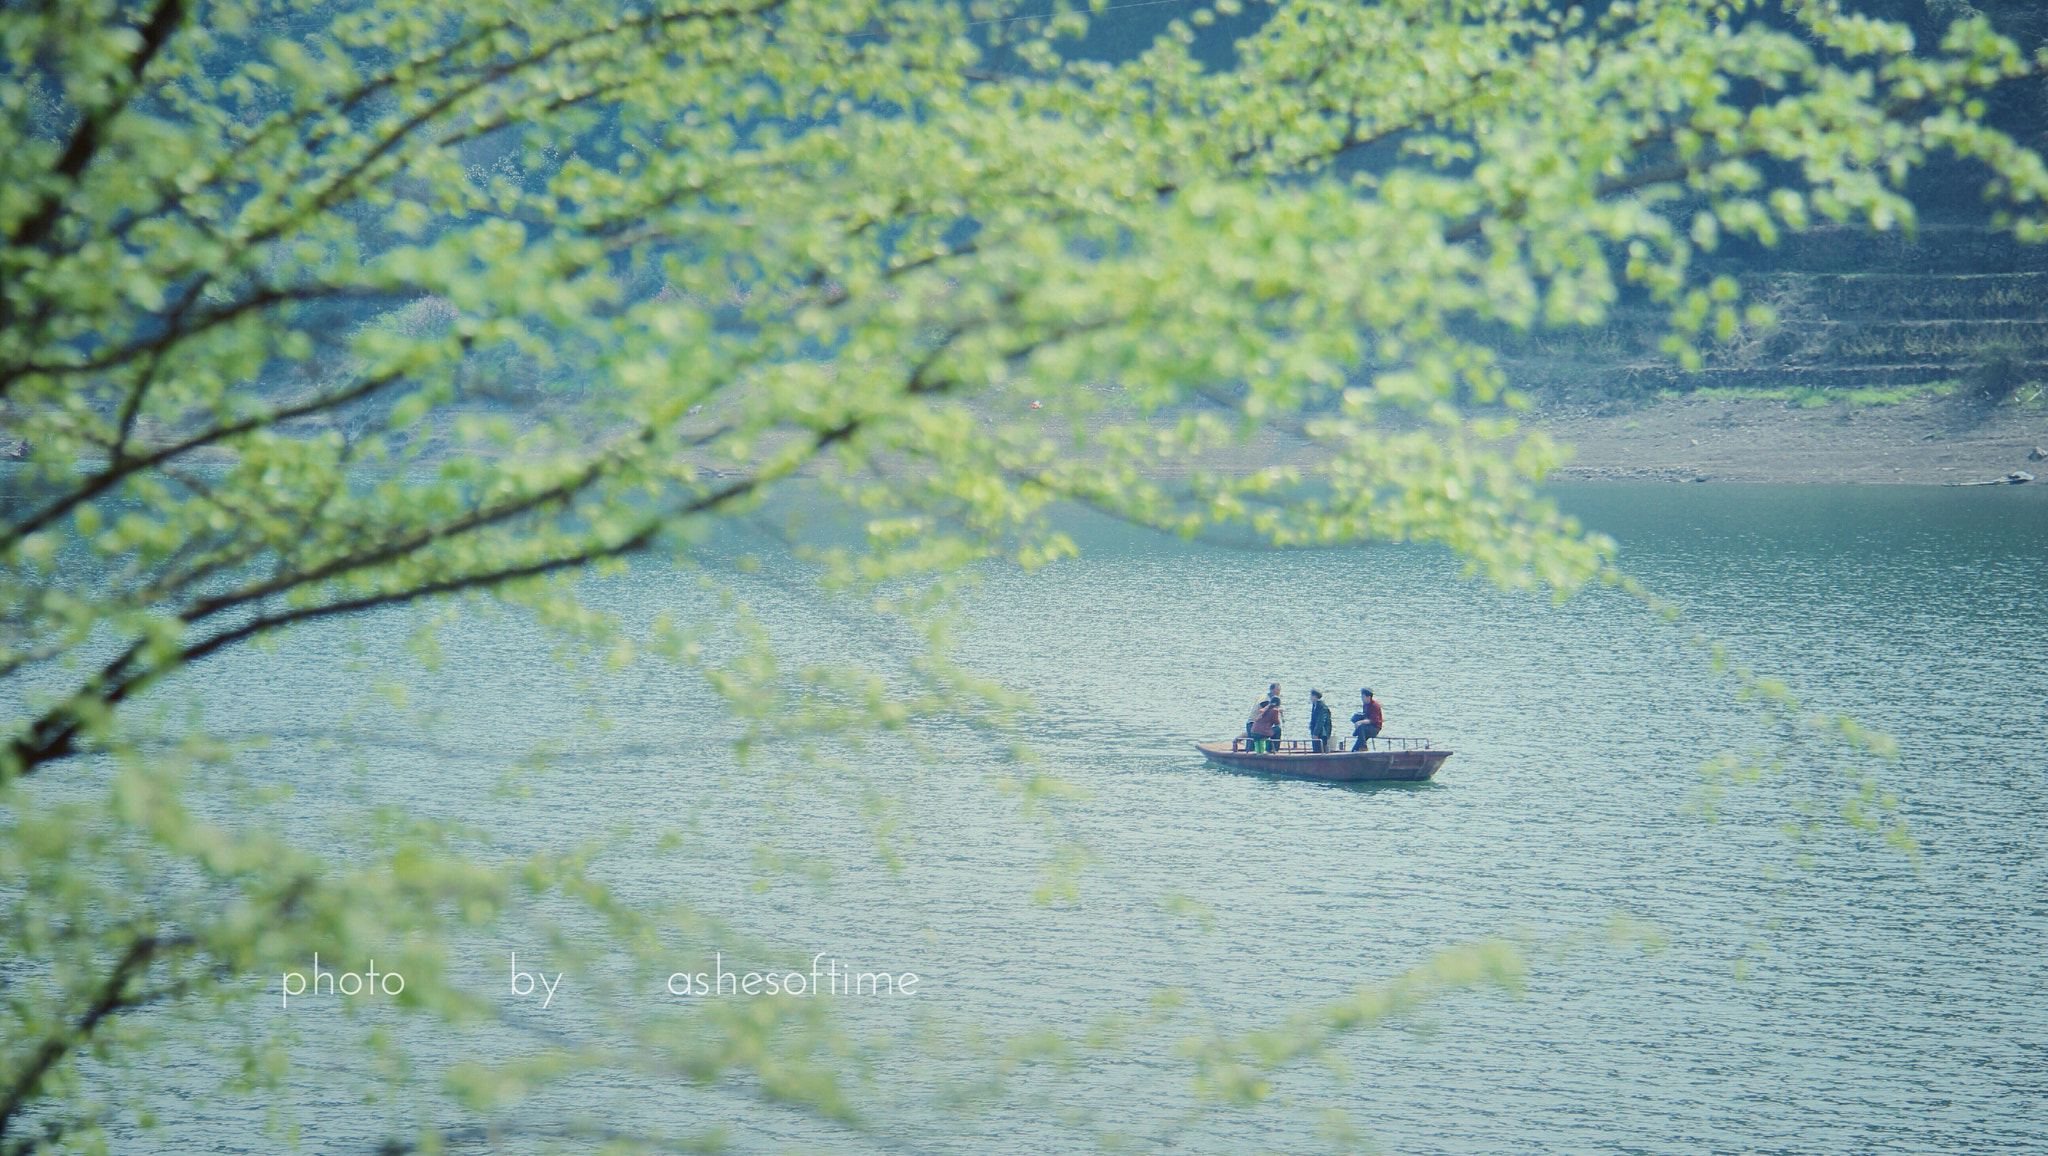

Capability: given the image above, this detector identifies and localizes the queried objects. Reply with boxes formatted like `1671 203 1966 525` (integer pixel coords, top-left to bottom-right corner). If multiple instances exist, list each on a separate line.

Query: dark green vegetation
1488 0 2048 405
1492 226 2048 401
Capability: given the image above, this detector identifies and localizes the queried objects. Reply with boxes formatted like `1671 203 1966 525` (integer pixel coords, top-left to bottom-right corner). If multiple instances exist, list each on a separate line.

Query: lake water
155 484 2046 1154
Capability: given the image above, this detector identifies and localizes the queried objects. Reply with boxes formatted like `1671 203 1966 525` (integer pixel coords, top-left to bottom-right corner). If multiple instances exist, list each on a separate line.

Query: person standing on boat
1308 690 1333 753
1350 688 1383 750
1245 683 1281 749
1252 695 1282 753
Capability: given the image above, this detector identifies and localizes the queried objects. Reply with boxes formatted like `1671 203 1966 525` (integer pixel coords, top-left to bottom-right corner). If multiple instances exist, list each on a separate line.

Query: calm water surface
177 484 2045 1154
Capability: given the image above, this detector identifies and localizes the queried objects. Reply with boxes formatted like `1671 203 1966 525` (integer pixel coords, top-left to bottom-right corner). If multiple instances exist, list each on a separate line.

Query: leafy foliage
1 0 2041 1148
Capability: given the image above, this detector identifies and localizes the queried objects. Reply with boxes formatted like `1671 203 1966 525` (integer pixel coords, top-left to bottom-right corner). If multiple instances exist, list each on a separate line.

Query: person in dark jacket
1350 688 1383 750
1308 690 1333 753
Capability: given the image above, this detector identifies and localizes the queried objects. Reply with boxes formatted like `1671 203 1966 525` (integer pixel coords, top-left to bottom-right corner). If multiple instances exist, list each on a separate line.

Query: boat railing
1230 736 1434 754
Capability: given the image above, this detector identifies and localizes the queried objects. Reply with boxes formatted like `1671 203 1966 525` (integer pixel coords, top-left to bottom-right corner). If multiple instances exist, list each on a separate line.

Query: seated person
1350 688 1383 749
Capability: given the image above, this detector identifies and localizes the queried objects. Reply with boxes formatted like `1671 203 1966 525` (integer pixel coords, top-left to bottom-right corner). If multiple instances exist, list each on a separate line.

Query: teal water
155 484 2046 1153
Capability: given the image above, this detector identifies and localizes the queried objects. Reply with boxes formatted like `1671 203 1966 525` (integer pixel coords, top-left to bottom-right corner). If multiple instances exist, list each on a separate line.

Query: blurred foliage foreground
0 0 2040 1149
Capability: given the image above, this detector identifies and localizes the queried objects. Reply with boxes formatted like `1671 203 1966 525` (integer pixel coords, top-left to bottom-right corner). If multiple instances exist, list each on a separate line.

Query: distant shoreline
1527 392 2045 485
11 388 2041 490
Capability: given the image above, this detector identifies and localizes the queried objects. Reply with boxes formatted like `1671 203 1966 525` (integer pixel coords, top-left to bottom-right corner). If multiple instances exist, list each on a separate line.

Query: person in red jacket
1252 695 1282 753
1350 688 1383 750
1244 682 1282 752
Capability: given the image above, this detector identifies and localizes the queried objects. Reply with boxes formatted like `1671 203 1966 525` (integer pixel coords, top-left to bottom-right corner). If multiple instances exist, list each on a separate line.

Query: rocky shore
1529 392 2046 485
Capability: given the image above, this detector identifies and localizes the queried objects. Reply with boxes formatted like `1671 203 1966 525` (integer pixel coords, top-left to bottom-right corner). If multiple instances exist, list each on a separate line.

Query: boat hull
1195 741 1451 783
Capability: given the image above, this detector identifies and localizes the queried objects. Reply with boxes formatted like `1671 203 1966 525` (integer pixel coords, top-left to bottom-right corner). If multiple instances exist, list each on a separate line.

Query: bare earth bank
1528 394 2048 484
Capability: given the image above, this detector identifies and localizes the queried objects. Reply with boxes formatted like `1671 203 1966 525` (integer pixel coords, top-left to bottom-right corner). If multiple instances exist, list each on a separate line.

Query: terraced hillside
1494 225 2048 403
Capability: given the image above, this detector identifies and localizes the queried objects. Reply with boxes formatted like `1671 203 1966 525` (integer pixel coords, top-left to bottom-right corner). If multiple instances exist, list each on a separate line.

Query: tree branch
2 361 423 551
2 284 392 390
231 0 794 258
0 932 194 1142
0 424 847 778
5 0 188 251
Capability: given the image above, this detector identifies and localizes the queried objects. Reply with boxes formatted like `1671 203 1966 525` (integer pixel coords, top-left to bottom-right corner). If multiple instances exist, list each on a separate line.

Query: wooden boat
1194 736 1452 783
